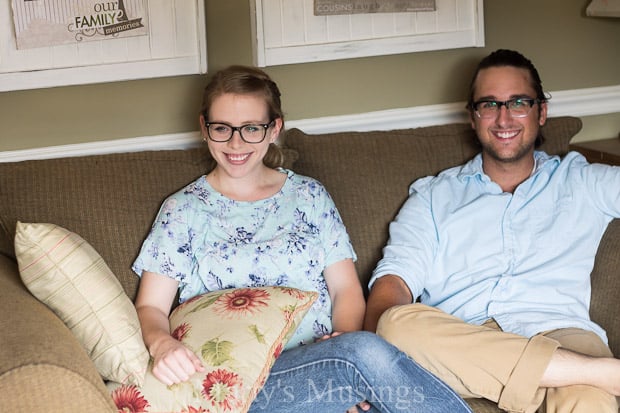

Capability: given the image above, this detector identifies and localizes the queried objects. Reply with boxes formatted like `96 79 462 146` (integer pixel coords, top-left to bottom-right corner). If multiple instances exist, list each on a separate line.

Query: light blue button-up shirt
371 151 620 343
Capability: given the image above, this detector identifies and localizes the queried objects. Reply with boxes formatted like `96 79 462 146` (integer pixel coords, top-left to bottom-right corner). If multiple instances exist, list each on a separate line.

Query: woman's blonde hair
201 65 285 169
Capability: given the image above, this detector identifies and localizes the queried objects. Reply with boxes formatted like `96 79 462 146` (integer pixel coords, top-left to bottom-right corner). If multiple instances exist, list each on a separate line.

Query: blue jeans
248 331 472 413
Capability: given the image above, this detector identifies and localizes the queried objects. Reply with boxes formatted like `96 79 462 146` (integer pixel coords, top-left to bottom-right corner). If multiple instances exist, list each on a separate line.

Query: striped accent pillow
14 222 149 386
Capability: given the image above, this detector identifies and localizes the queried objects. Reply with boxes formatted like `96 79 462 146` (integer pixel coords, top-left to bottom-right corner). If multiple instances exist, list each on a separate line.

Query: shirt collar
458 151 561 182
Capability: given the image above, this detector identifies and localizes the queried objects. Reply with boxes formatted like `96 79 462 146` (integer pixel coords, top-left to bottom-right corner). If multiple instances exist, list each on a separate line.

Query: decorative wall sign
314 0 436 15
253 0 482 67
11 0 148 49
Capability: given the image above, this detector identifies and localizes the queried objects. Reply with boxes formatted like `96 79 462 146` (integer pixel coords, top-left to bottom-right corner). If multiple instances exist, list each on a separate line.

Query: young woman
133 65 472 413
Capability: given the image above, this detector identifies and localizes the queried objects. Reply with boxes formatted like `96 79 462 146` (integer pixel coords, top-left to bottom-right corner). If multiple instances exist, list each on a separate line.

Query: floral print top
133 168 356 349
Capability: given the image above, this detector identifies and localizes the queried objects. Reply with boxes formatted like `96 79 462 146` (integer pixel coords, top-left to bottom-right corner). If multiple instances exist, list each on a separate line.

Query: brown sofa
1 116 618 412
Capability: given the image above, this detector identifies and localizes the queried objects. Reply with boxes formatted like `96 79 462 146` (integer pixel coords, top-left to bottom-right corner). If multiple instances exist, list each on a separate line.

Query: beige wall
1 0 619 152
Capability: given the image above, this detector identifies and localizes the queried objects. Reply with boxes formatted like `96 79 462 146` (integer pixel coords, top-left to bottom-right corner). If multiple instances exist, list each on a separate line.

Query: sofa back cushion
0 117 583 302
0 149 211 301
283 116 583 286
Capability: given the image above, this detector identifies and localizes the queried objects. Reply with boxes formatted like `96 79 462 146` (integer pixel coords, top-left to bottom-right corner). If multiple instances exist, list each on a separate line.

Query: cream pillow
14 222 149 386
109 286 317 413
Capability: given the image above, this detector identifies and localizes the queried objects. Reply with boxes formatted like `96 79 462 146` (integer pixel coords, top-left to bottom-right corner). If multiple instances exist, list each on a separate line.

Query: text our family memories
11 0 148 49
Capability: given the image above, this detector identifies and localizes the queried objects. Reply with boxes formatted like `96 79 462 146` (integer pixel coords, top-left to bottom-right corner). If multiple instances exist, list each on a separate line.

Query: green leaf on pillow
280 303 300 321
248 324 266 344
201 338 234 366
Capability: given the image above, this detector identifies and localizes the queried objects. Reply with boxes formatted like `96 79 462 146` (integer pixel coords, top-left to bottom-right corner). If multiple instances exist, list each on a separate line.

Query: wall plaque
314 0 436 15
11 0 148 49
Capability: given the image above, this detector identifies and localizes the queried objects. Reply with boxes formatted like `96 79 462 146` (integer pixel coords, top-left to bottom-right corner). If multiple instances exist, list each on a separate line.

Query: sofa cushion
109 286 317 413
14 222 149 386
283 117 582 286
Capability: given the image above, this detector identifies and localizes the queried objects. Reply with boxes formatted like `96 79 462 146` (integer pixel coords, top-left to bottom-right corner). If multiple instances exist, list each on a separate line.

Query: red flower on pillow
202 368 243 411
214 288 270 317
172 322 191 341
111 384 150 413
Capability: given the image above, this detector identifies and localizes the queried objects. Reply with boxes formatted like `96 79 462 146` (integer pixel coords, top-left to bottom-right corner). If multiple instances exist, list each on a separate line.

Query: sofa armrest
0 254 116 412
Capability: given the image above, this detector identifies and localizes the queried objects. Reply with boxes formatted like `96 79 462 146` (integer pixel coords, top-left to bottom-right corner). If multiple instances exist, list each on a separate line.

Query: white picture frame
251 0 484 67
0 0 207 92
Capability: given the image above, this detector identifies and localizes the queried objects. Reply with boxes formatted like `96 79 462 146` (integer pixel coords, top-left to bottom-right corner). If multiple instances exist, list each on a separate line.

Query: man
364 49 620 413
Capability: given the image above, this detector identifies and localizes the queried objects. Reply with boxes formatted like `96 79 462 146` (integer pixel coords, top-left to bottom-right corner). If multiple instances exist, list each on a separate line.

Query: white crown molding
546 85 620 117
288 101 470 134
0 132 203 163
1 85 619 163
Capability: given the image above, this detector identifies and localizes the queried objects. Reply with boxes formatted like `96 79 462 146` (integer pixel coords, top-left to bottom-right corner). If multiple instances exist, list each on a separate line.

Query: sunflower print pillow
108 286 317 413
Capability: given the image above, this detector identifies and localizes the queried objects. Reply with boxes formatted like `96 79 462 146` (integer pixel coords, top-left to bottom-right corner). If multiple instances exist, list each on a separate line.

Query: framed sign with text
11 0 148 49
314 0 435 15
252 0 482 67
1 0 207 91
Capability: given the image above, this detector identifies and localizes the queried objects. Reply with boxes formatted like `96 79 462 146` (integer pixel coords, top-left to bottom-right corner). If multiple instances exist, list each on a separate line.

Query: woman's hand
149 335 204 385
316 331 343 342
347 401 371 412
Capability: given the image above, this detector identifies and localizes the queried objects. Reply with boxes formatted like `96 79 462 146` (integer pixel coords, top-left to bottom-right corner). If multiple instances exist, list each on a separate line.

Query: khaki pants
376 304 618 413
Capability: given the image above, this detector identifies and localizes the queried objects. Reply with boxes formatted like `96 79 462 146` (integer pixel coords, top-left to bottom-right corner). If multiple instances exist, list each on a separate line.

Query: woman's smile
225 152 251 164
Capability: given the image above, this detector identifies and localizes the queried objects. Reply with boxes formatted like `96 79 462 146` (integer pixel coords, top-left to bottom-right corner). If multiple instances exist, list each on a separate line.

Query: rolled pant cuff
498 334 560 412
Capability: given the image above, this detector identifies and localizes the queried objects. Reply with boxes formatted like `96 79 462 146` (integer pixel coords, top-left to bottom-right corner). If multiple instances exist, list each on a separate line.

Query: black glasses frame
471 98 539 119
204 120 274 143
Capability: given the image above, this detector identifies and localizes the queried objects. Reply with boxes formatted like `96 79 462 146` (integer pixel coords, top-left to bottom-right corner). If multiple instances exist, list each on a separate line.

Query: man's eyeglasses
471 98 539 119
204 121 274 143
